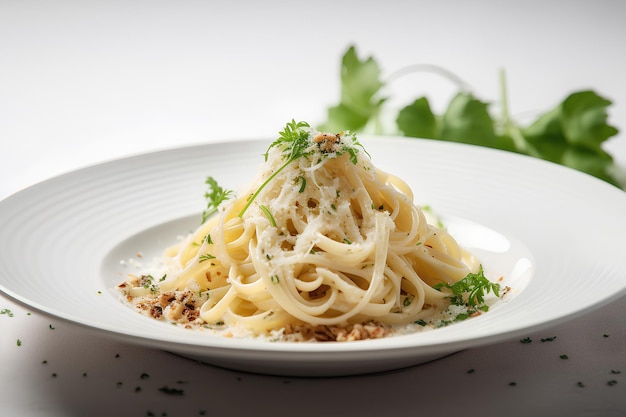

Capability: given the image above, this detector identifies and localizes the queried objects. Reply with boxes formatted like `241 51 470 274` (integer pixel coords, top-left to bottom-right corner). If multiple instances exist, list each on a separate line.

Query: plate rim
1 136 625 373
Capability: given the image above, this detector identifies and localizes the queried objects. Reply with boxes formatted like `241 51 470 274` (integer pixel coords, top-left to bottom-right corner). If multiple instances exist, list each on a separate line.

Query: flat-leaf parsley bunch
320 46 621 187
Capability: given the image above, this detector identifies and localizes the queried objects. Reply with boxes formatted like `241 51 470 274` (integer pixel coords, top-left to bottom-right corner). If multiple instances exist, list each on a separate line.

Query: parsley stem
259 205 277 227
386 63 472 92
499 69 528 153
500 68 511 126
238 158 292 217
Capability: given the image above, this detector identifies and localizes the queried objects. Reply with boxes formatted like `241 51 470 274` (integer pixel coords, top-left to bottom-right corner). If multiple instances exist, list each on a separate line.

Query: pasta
117 121 489 341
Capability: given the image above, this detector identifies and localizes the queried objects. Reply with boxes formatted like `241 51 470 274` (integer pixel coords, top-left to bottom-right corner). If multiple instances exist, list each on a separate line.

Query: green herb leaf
319 46 385 133
396 97 438 139
440 92 499 147
561 91 618 150
522 91 618 184
201 177 233 224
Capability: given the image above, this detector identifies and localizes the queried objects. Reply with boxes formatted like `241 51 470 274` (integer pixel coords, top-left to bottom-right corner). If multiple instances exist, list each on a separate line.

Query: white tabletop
1 1 625 416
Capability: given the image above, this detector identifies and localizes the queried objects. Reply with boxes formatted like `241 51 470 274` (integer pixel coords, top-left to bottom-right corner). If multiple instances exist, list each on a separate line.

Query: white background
1 1 625 416
1 0 625 197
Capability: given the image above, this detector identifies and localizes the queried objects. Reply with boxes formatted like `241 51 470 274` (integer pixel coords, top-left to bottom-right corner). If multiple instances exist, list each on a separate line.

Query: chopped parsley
298 176 307 193
199 253 216 263
158 386 185 396
1 308 14 317
140 275 164 294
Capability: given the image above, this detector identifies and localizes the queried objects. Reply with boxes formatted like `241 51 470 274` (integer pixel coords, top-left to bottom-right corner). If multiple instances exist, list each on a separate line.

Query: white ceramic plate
1 137 625 377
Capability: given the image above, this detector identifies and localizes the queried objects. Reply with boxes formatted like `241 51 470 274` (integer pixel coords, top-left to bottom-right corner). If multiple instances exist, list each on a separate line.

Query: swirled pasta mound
118 121 480 341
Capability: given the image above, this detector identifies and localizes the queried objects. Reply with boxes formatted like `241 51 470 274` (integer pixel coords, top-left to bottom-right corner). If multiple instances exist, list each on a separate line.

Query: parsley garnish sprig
199 253 216 263
237 120 369 218
201 177 233 224
434 265 500 307
432 266 501 326
238 120 313 217
264 119 312 162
